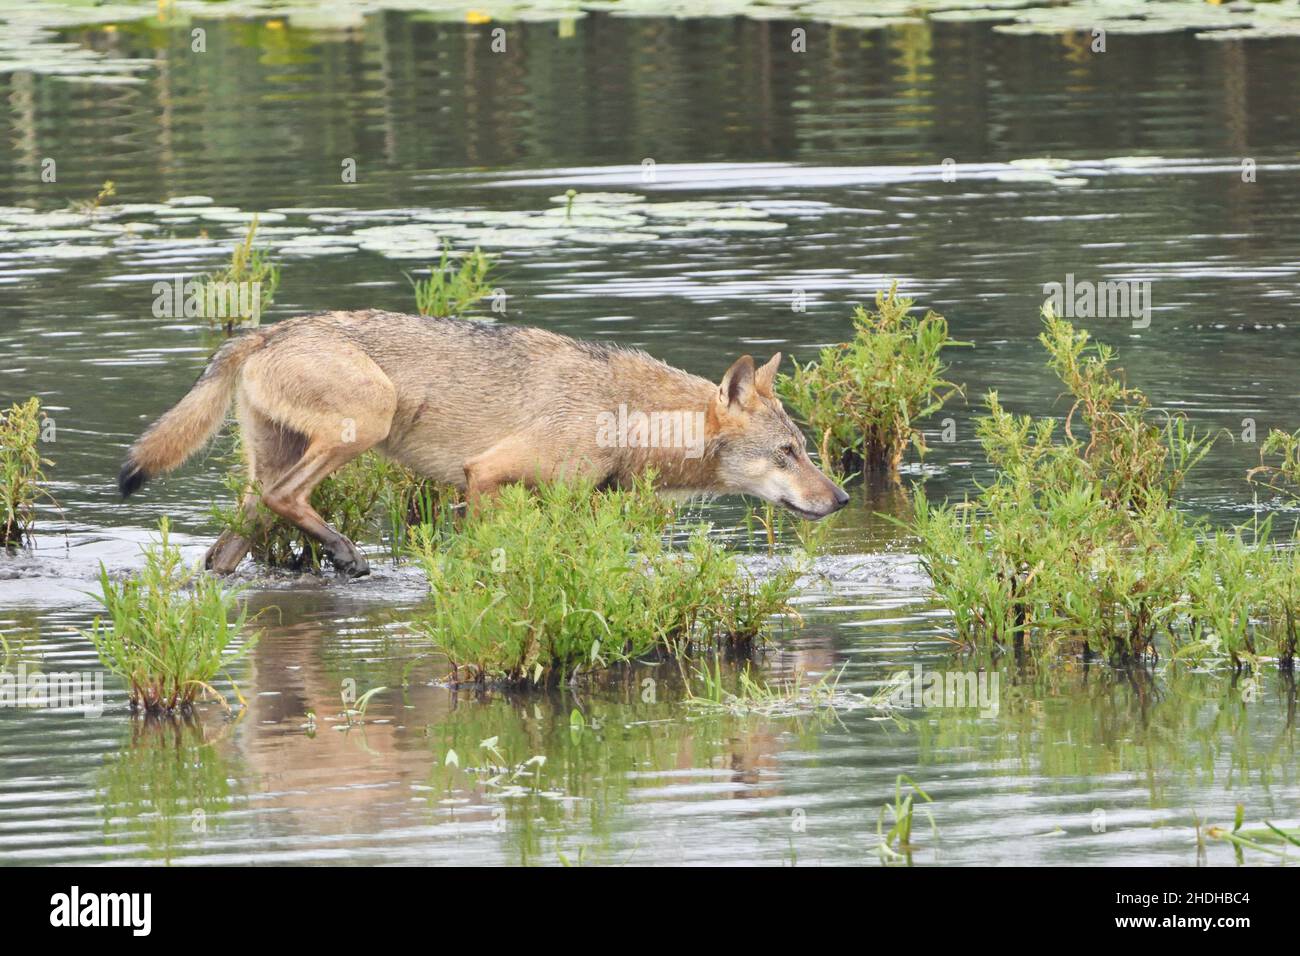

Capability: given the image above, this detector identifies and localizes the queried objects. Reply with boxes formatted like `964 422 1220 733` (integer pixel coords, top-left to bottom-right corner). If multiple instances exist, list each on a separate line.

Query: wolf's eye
780 444 798 459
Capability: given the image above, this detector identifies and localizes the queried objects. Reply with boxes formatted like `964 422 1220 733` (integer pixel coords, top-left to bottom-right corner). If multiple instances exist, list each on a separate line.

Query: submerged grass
1 397 54 549
83 519 257 713
408 244 494 318
409 475 798 685
905 306 1300 668
778 283 964 474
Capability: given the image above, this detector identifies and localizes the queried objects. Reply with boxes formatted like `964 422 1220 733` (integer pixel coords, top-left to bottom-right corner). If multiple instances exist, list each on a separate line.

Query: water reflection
98 713 246 863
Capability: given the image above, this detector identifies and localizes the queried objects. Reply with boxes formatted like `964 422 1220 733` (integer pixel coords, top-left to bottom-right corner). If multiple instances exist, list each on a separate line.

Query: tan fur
121 310 848 576
120 333 267 487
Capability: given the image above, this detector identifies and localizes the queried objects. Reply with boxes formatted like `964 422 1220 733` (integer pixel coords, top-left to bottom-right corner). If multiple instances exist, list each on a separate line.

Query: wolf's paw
329 543 370 579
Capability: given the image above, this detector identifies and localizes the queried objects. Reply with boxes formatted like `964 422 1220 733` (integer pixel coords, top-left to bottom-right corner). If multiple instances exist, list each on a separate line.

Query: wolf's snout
831 484 850 510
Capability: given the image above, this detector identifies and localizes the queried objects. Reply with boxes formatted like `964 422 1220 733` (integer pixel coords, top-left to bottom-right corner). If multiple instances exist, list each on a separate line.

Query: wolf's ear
718 355 757 410
755 352 781 398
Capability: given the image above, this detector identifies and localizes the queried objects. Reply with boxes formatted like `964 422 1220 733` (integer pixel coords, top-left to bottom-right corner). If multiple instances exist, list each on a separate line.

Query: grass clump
408 244 495 318
410 475 797 684
907 306 1300 668
1 397 53 549
84 519 257 713
777 283 964 474
1248 427 1300 495
199 216 280 334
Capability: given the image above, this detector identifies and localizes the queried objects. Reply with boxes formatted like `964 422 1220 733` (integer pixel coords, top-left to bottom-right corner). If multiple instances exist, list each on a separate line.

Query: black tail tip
118 460 148 499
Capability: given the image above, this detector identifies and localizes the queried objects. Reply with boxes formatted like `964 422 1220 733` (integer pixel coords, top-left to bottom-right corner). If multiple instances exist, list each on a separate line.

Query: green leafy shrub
1 397 53 548
906 307 1298 669
84 519 257 713
409 475 798 684
777 284 964 473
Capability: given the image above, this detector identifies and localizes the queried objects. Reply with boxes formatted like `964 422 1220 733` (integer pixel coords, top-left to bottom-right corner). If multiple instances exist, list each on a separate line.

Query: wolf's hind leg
237 345 397 577
205 408 308 574
205 491 258 574
260 438 382 576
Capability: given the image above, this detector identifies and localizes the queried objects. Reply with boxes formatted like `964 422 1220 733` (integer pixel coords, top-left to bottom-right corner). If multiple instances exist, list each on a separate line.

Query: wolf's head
705 353 850 519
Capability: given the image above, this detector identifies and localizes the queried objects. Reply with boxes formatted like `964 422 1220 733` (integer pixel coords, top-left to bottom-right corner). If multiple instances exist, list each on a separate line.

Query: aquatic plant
198 216 281 334
777 284 964 474
68 180 116 219
876 774 937 865
408 244 495 318
1248 427 1300 496
903 307 1300 668
1205 804 1299 864
83 519 257 714
409 474 797 684
0 397 54 549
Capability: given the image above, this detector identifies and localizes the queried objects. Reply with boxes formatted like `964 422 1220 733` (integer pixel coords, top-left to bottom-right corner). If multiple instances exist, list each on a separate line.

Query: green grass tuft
408 244 495 318
83 519 257 714
197 216 280 334
901 306 1300 668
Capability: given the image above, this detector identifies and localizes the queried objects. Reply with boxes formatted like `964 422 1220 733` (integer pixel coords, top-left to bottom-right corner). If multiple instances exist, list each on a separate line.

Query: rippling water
1 10 1298 866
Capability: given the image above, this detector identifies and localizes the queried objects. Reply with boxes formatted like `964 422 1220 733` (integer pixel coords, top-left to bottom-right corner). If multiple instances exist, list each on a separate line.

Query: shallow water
1 9 1298 866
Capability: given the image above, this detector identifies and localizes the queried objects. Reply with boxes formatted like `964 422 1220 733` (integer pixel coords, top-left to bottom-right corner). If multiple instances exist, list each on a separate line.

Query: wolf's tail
118 332 265 497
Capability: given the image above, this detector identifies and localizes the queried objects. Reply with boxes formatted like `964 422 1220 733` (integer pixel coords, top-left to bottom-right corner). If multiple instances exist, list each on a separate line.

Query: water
1 10 1298 866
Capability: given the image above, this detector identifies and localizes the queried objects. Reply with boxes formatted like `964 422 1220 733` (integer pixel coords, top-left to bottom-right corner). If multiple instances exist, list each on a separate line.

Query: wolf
119 310 849 576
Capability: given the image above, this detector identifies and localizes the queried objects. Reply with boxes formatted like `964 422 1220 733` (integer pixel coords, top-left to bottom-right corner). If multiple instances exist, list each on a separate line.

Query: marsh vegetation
198 217 281 334
778 285 963 475
906 307 1299 669
409 244 496 318
83 520 257 714
0 397 53 549
410 475 799 685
